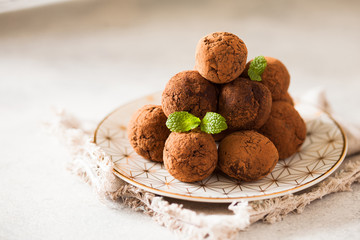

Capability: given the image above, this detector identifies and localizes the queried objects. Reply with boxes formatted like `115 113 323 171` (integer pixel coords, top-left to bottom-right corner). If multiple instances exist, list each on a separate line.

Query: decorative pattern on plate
94 93 347 203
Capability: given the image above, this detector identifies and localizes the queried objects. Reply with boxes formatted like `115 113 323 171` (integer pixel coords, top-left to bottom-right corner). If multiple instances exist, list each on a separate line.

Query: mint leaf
248 56 267 81
166 111 201 132
200 112 228 134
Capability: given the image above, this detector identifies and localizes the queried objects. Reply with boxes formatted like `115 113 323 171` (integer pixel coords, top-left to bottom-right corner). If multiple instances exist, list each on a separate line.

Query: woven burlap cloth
47 89 360 240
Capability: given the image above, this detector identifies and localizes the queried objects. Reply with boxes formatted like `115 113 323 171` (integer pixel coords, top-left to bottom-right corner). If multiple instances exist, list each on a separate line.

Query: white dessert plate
94 92 347 203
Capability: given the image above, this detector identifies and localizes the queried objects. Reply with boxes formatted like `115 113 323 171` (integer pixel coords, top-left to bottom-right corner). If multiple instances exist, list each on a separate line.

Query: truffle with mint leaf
218 77 272 130
218 130 279 181
195 32 248 84
260 101 306 159
242 56 290 100
163 131 218 182
127 105 170 162
166 110 228 144
162 70 217 118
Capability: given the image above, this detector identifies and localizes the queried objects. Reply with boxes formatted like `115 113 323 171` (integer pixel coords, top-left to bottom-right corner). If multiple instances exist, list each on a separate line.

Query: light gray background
0 0 359 239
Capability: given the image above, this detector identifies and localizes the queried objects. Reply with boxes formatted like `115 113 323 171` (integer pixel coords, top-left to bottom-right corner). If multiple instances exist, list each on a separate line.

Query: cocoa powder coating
260 101 306 159
163 131 218 182
195 32 248 84
242 56 290 100
161 70 217 118
218 77 272 130
127 105 170 162
218 131 279 181
278 92 294 106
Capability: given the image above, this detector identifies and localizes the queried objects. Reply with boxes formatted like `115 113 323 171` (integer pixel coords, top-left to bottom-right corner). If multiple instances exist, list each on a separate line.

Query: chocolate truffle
163 131 218 182
195 32 248 84
218 131 279 181
260 101 306 159
128 105 170 162
162 70 217 118
218 77 272 130
278 92 294 106
242 57 290 100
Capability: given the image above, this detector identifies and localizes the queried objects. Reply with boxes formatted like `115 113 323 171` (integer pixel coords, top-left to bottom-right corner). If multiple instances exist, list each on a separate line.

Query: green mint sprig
166 111 227 134
248 55 267 81
166 111 201 132
200 112 228 134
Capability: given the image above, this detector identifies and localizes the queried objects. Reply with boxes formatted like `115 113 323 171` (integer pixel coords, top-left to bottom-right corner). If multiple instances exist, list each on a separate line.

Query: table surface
0 0 359 239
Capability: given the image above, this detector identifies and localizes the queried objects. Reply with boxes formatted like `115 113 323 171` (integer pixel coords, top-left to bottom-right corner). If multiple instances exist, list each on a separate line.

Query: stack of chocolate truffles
128 32 306 183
